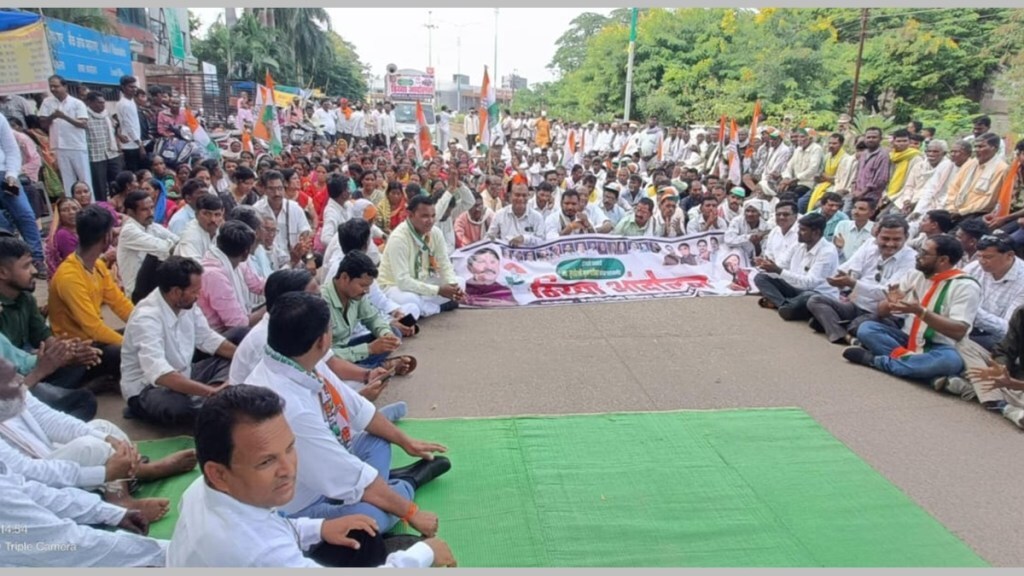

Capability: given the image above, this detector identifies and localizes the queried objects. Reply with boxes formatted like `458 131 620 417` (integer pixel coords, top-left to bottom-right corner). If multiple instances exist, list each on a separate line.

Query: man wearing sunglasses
807 215 917 345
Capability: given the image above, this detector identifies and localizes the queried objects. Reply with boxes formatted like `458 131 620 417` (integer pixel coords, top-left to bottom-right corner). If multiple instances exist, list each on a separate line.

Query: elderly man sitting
0 358 195 523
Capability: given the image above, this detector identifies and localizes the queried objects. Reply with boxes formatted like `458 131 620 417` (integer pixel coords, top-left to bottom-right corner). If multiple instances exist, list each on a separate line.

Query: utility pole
623 8 639 123
493 9 499 89
849 8 869 120
456 36 462 113
424 11 437 71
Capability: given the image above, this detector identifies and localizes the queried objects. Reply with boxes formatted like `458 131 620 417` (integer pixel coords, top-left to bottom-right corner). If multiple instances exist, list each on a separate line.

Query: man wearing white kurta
167 384 454 567
245 292 449 536
39 75 91 198
378 195 465 318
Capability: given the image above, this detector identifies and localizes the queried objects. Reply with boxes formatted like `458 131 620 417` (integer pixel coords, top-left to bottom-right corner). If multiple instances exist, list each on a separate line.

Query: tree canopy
526 8 1024 136
191 9 367 101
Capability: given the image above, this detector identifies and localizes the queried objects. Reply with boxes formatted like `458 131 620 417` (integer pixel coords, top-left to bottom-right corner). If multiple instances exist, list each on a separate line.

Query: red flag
718 115 727 145
264 71 276 94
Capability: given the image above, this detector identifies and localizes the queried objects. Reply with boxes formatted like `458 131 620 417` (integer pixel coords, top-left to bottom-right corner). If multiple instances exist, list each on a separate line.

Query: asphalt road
76 290 1024 567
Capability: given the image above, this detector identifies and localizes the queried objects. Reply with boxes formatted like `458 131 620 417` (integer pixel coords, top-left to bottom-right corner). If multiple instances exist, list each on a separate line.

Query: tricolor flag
478 66 499 152
416 100 433 164
184 108 219 160
563 129 576 170
254 72 283 156
727 118 741 186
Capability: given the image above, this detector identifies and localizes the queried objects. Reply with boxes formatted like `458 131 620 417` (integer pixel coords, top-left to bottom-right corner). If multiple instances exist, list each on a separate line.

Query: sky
190 8 611 88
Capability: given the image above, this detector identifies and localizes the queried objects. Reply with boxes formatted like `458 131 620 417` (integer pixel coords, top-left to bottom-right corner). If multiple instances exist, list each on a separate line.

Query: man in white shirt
779 128 825 212
754 211 840 321
168 384 455 567
0 359 194 520
38 75 90 197
320 174 352 250
486 182 546 246
436 106 451 150
118 190 180 303
686 196 728 235
167 178 207 236
962 233 1024 350
844 235 981 382
115 76 143 172
528 181 557 222
312 100 336 143
121 257 236 427
0 367 167 567
597 182 626 230
463 108 480 150
175 194 224 260
254 169 313 265
761 200 800 264
246 292 450 535
807 214 916 344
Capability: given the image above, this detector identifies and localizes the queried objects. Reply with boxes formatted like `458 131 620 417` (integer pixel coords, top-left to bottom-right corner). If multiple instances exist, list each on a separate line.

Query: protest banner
450 232 760 308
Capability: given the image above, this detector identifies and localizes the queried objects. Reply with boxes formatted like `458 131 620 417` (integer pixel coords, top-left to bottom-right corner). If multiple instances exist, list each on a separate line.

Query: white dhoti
384 277 466 318
47 419 129 471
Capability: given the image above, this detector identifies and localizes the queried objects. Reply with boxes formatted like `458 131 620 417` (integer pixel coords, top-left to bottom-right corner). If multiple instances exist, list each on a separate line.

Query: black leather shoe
390 456 451 490
439 300 459 313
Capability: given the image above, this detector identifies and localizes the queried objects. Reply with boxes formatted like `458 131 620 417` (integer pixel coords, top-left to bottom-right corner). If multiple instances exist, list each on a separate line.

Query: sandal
383 355 418 377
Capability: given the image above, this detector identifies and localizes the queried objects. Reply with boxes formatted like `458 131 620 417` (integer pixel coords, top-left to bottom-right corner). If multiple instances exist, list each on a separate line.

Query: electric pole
623 8 639 123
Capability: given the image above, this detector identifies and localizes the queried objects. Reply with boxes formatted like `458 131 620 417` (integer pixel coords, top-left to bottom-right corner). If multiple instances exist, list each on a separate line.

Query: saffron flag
416 100 433 164
184 108 219 160
479 66 499 152
747 101 761 158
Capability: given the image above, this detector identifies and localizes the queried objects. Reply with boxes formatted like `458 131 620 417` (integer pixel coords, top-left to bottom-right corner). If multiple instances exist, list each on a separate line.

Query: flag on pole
479 66 499 152
255 75 283 156
746 100 761 158
562 130 576 170
727 118 741 186
416 100 433 164
184 108 220 160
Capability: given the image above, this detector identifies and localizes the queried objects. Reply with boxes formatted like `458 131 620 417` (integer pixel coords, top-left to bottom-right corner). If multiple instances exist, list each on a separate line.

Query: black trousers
466 134 478 149
307 530 388 567
754 274 814 321
30 382 97 421
89 156 124 202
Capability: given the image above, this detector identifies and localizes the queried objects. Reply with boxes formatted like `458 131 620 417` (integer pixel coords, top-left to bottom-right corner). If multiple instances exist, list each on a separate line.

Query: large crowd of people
0 72 1023 567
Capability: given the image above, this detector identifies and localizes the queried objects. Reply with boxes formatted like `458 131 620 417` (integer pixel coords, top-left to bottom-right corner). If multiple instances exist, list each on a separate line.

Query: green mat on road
136 409 987 567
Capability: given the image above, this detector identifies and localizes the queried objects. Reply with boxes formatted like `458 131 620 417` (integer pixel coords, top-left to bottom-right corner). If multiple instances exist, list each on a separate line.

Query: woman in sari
44 197 81 277
375 180 407 236
141 177 174 227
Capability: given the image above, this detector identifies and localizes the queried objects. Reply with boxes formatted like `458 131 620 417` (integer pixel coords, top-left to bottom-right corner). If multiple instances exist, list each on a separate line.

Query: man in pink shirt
8 118 40 183
198 221 264 340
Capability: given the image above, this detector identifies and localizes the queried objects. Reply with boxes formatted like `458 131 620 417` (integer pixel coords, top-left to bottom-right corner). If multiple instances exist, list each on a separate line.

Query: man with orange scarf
984 140 1024 238
842 234 980 383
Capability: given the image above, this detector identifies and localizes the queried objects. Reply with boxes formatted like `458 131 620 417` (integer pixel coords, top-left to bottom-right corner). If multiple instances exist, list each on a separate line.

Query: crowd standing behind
0 73 1023 566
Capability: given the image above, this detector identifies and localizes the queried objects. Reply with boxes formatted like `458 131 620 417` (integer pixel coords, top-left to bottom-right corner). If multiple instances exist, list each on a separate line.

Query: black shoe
390 456 451 490
439 300 459 313
842 346 875 367
808 317 824 333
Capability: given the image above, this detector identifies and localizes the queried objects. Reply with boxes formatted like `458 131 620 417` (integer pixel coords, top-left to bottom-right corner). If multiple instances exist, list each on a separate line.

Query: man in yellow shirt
48 205 134 383
945 132 1010 222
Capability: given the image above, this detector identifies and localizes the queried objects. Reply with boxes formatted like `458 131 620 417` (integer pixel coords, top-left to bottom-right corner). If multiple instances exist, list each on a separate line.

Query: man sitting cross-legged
47 205 133 387
843 234 981 382
325 251 414 373
0 359 193 523
807 214 917 345
753 212 839 321
167 384 457 567
247 292 450 537
121 256 237 427
229 269 396 403
960 232 1024 351
377 194 465 318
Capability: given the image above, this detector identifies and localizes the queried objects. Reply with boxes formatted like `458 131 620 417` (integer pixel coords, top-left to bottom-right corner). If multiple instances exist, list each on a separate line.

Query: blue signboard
45 19 132 86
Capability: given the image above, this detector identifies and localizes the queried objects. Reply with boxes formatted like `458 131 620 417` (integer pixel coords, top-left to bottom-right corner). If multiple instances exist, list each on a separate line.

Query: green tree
35 8 115 34
547 12 611 77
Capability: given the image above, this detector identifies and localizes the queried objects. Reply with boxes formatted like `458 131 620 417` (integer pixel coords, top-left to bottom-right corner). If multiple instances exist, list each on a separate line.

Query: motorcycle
153 125 201 169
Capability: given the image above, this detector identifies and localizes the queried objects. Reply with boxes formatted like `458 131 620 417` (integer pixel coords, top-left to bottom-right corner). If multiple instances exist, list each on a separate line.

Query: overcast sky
191 8 611 87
